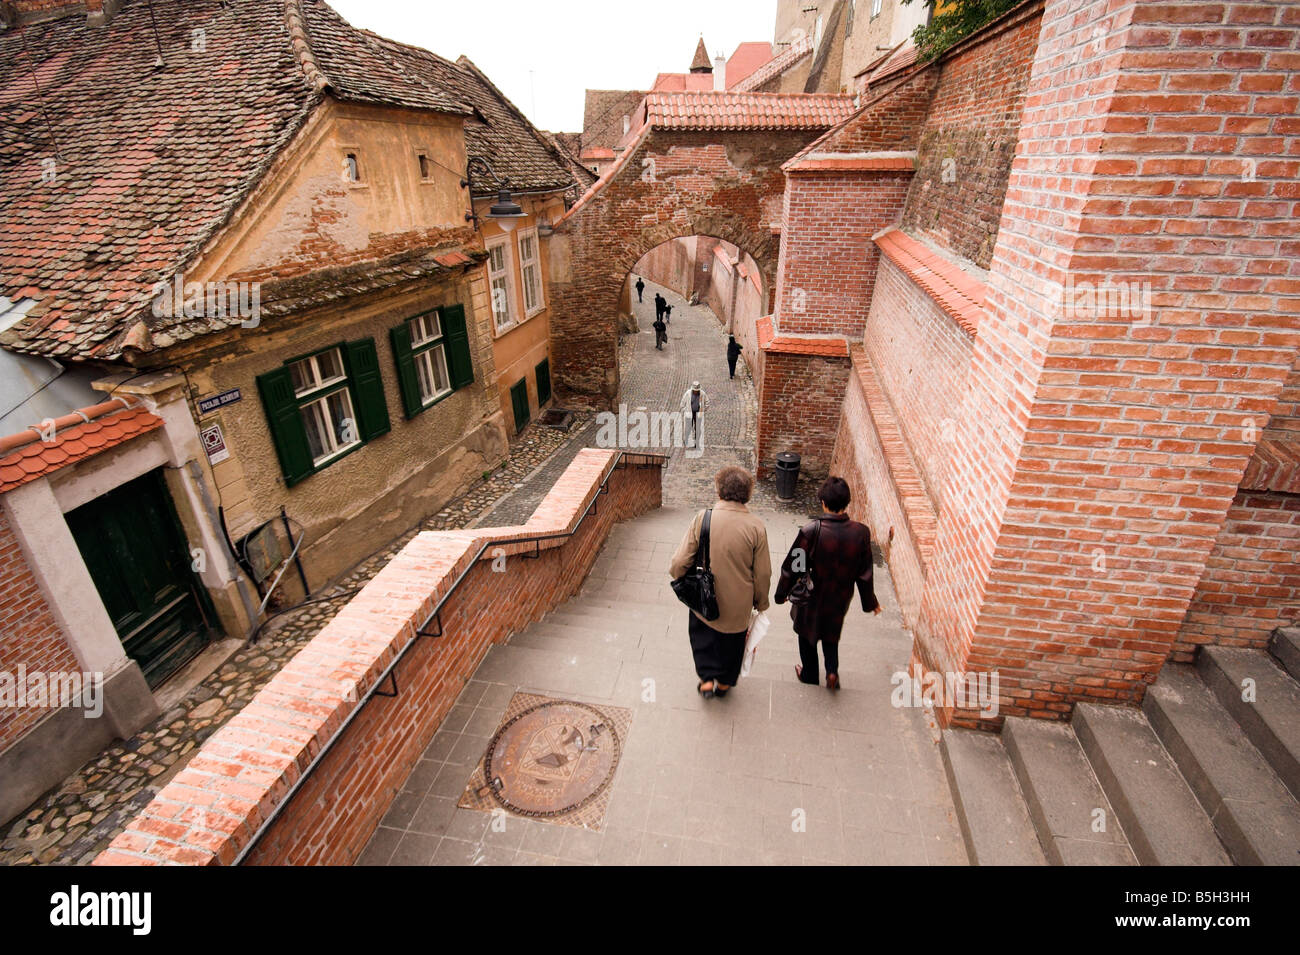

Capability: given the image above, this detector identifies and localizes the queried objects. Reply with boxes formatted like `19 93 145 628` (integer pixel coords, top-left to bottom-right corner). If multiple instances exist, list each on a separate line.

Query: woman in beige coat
669 466 771 697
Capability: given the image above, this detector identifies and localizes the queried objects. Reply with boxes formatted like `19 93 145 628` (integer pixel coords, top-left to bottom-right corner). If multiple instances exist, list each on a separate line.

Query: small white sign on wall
201 423 230 465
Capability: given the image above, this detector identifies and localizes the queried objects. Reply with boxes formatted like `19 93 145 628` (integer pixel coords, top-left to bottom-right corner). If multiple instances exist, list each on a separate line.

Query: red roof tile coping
0 403 164 495
848 345 938 569
874 228 986 336
757 315 849 357
785 153 917 173
642 91 856 131
1241 436 1300 495
732 34 812 93
0 396 133 454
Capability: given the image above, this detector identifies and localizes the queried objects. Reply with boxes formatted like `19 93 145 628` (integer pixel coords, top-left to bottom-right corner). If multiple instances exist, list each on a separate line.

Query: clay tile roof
0 0 569 362
867 41 920 86
726 42 774 89
642 91 856 131
0 405 164 494
874 229 986 335
691 37 712 72
756 315 850 357
731 34 812 92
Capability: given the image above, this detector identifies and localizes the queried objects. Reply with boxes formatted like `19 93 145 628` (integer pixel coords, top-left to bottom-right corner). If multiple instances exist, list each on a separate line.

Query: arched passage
545 91 855 409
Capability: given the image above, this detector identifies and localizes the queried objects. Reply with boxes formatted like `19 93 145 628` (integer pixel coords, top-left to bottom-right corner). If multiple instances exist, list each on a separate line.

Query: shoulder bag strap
700 509 712 571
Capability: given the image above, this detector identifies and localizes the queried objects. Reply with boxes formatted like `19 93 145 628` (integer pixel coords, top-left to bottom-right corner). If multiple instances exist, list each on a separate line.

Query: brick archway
547 92 855 409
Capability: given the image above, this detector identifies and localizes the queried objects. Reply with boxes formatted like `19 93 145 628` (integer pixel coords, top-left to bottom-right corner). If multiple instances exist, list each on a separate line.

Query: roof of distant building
726 42 774 89
731 34 813 92
690 37 712 72
642 91 857 131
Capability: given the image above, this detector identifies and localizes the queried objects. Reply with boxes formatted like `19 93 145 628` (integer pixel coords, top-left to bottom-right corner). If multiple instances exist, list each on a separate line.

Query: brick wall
915 0 1300 728
1262 354 1300 439
775 169 913 337
633 237 697 300
0 509 81 753
551 126 818 408
757 351 851 475
862 257 977 511
900 1 1044 268
94 449 664 865
1173 489 1300 659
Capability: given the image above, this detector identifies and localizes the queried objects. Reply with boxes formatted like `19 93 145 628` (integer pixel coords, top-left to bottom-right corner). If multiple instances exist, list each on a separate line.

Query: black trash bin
774 452 801 502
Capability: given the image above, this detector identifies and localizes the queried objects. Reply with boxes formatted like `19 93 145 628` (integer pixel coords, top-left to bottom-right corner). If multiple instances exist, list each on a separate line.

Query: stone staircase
942 627 1300 866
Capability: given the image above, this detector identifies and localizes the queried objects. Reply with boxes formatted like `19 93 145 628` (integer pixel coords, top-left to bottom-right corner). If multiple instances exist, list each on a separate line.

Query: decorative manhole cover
459 693 632 829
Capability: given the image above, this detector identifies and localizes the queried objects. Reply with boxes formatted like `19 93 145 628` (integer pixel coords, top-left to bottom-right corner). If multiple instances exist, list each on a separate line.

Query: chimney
714 54 726 91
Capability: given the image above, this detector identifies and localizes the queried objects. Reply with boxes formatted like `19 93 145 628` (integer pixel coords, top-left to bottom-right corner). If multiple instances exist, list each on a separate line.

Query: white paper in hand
740 611 770 677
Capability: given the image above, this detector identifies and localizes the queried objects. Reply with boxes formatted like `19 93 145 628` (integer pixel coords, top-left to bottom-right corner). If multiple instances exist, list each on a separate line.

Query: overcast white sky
329 0 779 133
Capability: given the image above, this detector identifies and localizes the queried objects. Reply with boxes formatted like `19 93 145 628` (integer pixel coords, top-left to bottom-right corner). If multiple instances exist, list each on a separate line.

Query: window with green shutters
535 357 552 406
509 378 530 434
255 339 390 486
389 304 475 419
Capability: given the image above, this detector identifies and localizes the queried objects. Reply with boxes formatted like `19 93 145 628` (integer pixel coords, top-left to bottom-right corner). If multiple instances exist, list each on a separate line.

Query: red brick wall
1263 354 1300 439
775 169 913 337
916 0 1300 728
552 127 819 408
633 237 697 300
757 351 851 476
862 257 976 511
1173 489 1300 660
901 1 1044 268
0 509 81 753
95 450 663 865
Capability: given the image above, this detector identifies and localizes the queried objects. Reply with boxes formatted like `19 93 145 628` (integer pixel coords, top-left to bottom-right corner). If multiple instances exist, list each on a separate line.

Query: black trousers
728 357 738 378
637 288 644 301
797 636 839 684
689 613 747 685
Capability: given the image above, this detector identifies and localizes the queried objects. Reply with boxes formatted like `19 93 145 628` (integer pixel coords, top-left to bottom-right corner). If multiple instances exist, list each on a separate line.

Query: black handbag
786 519 822 607
671 509 720 621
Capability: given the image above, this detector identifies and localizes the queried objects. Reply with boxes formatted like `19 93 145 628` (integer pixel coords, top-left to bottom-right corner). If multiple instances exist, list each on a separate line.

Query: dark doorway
510 377 530 434
66 469 215 688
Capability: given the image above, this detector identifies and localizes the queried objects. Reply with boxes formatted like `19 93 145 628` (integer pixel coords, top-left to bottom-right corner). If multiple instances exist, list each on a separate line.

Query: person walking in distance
726 335 742 379
669 467 771 698
635 276 645 303
654 292 666 322
774 476 881 690
653 315 667 350
663 303 672 325
680 381 708 448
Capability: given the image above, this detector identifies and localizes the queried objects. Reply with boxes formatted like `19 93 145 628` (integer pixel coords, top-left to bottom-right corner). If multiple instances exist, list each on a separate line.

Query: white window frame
486 236 518 334
517 227 545 318
288 347 361 466
408 312 453 407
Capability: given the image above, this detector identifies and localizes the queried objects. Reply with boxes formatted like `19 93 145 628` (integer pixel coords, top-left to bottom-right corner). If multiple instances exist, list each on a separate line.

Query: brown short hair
715 466 753 503
818 476 851 512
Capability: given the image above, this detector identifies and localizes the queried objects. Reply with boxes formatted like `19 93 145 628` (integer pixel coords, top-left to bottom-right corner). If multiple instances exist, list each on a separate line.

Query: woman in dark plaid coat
774 476 882 689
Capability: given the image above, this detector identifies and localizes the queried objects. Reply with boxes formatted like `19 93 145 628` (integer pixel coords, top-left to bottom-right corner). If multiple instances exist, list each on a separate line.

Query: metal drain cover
485 700 620 817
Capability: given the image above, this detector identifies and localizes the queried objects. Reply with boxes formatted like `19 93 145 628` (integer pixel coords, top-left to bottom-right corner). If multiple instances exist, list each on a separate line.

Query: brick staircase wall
94 449 664 865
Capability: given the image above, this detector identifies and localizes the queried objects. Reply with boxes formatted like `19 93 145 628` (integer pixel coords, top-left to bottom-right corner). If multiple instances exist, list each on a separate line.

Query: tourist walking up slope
669 467 771 698
774 476 881 690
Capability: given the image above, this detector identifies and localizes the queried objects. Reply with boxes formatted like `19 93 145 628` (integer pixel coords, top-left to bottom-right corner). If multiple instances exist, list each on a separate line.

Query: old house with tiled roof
0 0 574 825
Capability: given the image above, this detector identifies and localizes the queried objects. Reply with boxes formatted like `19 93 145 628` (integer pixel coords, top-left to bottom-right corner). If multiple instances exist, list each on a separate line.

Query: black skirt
688 612 748 685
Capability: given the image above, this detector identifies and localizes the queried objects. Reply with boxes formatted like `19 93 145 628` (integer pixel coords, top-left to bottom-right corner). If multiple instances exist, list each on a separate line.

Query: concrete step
940 728 1047 866
528 619 643 645
545 605 669 631
1001 718 1137 866
1072 703 1231 866
1197 646 1300 803
506 629 631 660
472 643 622 699
1268 626 1300 683
1144 664 1300 866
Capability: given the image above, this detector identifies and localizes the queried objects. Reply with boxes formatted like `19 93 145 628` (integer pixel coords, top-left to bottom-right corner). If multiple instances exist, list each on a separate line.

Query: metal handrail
232 449 667 864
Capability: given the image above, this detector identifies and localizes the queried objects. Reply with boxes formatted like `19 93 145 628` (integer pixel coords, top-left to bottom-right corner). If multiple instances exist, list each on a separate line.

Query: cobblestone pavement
0 416 590 866
478 279 821 523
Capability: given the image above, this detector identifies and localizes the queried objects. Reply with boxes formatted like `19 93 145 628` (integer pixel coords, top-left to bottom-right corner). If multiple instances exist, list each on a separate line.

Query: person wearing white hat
679 382 709 449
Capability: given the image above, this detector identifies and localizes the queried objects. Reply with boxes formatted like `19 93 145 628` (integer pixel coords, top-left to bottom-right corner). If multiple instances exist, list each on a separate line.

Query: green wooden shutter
535 357 552 406
255 366 313 486
389 322 424 419
443 304 474 389
344 338 391 442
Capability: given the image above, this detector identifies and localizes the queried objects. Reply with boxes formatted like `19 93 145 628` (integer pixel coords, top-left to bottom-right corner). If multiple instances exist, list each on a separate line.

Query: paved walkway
360 279 967 866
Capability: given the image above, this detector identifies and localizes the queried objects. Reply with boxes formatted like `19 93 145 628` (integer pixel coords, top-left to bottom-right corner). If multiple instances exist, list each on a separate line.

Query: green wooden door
510 378 530 434
66 469 214 688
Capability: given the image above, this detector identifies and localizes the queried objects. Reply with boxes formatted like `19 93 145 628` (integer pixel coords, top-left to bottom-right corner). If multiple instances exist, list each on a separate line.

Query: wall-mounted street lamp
462 157 526 233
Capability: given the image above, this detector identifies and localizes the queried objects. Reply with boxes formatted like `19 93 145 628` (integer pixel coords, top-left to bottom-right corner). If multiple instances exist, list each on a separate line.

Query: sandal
713 684 730 698
697 680 716 698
